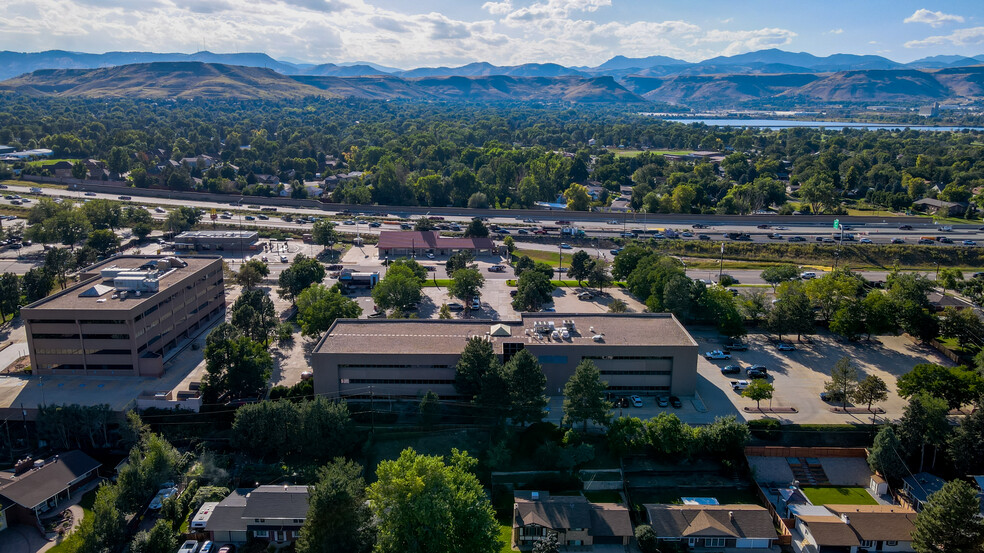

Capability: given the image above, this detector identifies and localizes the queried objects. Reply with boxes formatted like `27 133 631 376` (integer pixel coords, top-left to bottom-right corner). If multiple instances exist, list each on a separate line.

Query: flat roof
315 313 696 355
22 255 220 312
377 230 496 250
176 230 259 239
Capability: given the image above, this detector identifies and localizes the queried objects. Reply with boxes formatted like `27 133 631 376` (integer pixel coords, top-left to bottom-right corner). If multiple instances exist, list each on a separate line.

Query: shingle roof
797 516 861 547
589 504 633 537
514 496 591 530
204 489 249 532
241 485 310 520
377 230 496 251
645 505 777 540
0 451 100 510
826 506 916 542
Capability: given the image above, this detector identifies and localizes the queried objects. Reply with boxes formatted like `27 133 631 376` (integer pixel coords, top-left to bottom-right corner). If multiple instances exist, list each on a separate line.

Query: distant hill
594 55 689 71
0 62 645 103
621 66 984 106
398 62 585 78
0 62 329 99
698 48 903 72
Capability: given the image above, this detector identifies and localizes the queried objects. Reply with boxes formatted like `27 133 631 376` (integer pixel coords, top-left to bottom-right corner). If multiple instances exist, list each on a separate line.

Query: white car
630 395 644 408
777 342 797 351
731 380 750 392
704 350 732 360
426 253 435 259
800 271 817 279
860 238 873 244
178 541 199 553
149 486 178 510
280 255 288 263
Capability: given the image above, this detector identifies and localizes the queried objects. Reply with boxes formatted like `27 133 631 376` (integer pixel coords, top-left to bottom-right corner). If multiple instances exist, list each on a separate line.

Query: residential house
203 485 309 544
50 160 75 179
0 451 101 532
901 472 945 512
253 174 280 185
912 198 964 217
791 505 916 553
645 504 778 551
180 155 215 170
512 491 633 550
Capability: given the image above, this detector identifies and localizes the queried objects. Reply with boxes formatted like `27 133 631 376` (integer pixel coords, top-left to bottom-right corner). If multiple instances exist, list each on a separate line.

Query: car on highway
155 207 166 213
822 237 835 243
84 192 97 196
244 215 255 220
777 342 796 351
607 220 619 225
698 234 710 240
669 396 683 408
800 271 817 279
656 396 669 408
723 342 748 351
257 214 269 220
369 222 381 227
610 248 622 255
620 231 636 238
721 364 742 375
518 229 529 234
918 238 935 244
787 236 806 242
523 218 537 223
768 233 783 239
692 223 708 229
560 243 572 249
497 229 511 234
899 225 913 230
219 214 232 219
630 395 643 407
860 238 873 244
118 195 132 200
964 240 978 246
939 237 954 244
756 224 770 229
703 350 731 360
681 231 693 237
343 220 355 225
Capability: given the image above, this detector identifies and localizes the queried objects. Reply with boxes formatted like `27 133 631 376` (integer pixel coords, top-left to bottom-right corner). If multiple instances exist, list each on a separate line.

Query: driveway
0 525 49 553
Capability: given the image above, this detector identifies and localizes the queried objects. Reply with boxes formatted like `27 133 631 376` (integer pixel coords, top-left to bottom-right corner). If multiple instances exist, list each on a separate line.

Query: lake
655 118 984 132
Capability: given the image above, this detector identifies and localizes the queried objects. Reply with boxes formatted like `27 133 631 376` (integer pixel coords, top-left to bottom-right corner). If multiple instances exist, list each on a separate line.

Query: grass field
47 489 97 553
607 148 696 157
801 486 877 506
498 521 513 552
421 279 453 287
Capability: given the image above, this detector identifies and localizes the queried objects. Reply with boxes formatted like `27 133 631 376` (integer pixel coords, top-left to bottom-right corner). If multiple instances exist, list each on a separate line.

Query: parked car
560 243 572 249
610 248 623 255
577 291 593 300
630 395 643 408
721 364 742 375
669 396 683 409
150 486 179 510
300 371 313 381
703 350 731 360
217 546 235 553
618 396 630 408
487 265 506 272
280 255 288 263
509 290 518 297
200 542 214 553
800 271 817 279
820 390 846 403
657 396 669 408
731 380 750 392
367 311 386 318
178 541 200 553
447 302 464 311
470 298 481 310
746 367 768 379
776 342 796 351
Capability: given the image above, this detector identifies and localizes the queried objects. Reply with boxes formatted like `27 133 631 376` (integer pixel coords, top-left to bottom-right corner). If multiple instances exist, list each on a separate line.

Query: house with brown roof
791 505 916 553
644 504 778 551
376 230 498 258
512 491 633 550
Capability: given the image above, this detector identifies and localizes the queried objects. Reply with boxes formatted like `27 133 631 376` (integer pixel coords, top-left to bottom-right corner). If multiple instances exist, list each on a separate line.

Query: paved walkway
38 504 84 553
0 525 50 553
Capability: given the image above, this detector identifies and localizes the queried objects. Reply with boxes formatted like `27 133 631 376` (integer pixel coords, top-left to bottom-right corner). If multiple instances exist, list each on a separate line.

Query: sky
1 0 983 68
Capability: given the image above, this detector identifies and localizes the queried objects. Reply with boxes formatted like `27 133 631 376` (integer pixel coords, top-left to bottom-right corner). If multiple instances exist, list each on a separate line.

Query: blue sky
1 0 982 67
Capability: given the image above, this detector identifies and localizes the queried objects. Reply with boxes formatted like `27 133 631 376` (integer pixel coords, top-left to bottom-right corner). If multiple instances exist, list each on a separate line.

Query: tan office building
311 313 698 399
22 255 225 377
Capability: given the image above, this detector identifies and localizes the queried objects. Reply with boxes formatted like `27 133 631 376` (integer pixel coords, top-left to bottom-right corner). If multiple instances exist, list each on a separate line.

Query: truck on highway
29 187 42 194
561 226 585 237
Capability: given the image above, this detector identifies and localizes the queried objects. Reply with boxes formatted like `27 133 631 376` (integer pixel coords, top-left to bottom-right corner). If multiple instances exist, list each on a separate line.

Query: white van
800 271 817 280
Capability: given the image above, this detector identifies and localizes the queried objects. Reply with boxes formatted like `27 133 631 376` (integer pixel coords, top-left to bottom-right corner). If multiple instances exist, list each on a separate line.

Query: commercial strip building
311 313 698 400
21 256 225 377
173 230 260 252
376 230 499 257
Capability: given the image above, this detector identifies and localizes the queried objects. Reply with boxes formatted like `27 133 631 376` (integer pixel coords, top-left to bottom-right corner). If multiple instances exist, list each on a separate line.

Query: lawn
421 279 453 287
607 148 696 157
801 486 877 506
498 522 514 552
47 489 97 553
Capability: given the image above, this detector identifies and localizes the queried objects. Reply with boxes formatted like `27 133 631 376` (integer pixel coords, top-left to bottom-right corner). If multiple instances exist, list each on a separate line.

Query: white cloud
481 1 511 15
826 28 844 35
904 9 964 28
905 26 984 48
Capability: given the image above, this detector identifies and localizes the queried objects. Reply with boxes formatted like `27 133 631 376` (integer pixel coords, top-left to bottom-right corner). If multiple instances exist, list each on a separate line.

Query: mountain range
1 48 982 81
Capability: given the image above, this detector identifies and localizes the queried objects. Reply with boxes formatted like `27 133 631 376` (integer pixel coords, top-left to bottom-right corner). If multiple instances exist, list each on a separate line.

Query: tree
0 273 19 323
296 458 372 553
87 228 121 256
937 267 964 295
562 360 611 431
897 393 951 473
372 265 422 313
448 268 485 309
234 259 269 289
742 379 774 409
414 217 435 231
81 199 123 230
532 533 560 553
949 408 984 475
454 337 502 402
512 270 555 312
503 350 548 426
22 267 54 303
130 519 177 553
852 374 888 412
699 416 750 460
635 525 659 553
644 412 696 458
278 254 326 302
464 218 489 238
938 306 984 349
312 219 340 251
163 206 200 233
897 363 982 411
368 448 501 553
297 284 362 338
868 426 908 482
825 357 859 409
44 246 74 289
767 281 814 340
564 183 591 211
586 260 612 292
390 258 427 283
446 250 475 275
568 250 591 286
760 264 801 291
912 479 984 553
230 288 278 345
202 323 272 401
72 160 88 180
56 210 93 248
438 304 452 319
419 391 441 427
608 298 627 313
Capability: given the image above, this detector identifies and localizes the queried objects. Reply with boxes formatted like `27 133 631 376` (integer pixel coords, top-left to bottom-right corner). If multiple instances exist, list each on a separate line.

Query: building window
346 379 455 385
253 530 269 538
292 531 300 538
705 538 726 547
886 541 898 546
599 370 672 376
860 540 875 548
537 355 568 365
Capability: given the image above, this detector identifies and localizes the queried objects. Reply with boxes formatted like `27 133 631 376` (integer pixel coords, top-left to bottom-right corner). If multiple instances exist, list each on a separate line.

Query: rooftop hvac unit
114 274 160 292
100 266 129 279
592 335 604 342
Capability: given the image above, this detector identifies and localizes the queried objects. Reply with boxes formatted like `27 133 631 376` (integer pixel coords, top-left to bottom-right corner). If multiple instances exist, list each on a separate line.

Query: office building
173 230 259 252
22 256 225 377
311 313 698 399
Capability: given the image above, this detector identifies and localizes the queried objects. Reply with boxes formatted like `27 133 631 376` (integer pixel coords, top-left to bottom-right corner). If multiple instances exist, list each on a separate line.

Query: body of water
658 118 984 132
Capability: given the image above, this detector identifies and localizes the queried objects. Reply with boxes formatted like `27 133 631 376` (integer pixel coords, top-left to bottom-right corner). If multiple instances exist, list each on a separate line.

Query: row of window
42 364 133 372
341 379 455 385
599 370 672 376
252 530 300 539
339 364 453 370
584 355 673 361
606 385 671 391
35 348 132 356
